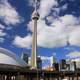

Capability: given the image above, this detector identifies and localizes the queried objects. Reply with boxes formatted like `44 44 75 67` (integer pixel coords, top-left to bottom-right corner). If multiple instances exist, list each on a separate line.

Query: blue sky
0 0 80 63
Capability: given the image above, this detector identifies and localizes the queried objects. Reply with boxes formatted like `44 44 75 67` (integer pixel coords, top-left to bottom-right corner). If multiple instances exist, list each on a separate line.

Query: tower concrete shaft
31 11 39 69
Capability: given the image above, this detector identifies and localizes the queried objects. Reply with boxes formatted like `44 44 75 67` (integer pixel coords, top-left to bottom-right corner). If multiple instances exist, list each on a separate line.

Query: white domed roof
0 48 27 67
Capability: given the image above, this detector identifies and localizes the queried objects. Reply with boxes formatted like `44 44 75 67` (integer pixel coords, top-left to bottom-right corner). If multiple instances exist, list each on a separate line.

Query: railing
0 68 80 80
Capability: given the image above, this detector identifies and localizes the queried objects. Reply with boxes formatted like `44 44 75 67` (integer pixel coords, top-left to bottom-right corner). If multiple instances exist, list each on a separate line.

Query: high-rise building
52 56 57 64
53 63 59 71
70 61 76 71
73 61 76 71
21 52 29 64
66 59 77 71
50 55 57 67
31 0 40 69
37 56 42 69
60 59 67 70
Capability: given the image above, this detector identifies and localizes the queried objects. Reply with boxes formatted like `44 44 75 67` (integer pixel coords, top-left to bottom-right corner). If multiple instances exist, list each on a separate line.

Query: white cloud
52 15 79 26
25 14 80 48
0 30 6 37
46 16 54 23
51 15 80 47
0 0 23 25
66 51 80 58
13 35 32 48
52 15 79 34
69 27 80 46
36 15 79 48
0 24 5 29
39 0 58 18
41 56 51 60
14 0 80 48
37 25 67 48
59 15 79 26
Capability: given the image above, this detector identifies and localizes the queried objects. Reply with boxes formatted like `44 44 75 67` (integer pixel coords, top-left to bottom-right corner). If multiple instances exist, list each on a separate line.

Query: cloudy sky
0 0 80 64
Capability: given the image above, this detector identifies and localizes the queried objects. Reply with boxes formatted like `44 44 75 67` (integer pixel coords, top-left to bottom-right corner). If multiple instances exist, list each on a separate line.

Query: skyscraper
50 55 57 67
21 52 29 64
52 56 57 64
31 0 40 69
37 56 42 69
60 59 67 70
53 63 59 71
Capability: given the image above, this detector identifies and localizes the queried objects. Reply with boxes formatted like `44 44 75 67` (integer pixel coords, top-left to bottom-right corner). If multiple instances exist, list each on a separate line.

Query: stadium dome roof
0 48 27 67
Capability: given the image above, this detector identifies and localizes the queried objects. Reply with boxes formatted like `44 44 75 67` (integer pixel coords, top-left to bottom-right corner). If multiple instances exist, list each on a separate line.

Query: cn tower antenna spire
34 0 40 11
34 0 37 11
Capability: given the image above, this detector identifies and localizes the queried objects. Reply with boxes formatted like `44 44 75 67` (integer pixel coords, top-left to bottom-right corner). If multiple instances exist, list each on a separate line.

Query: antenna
34 0 37 11
34 0 40 11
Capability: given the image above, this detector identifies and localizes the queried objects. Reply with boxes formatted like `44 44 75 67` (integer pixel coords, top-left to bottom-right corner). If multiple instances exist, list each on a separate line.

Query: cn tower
31 0 40 69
